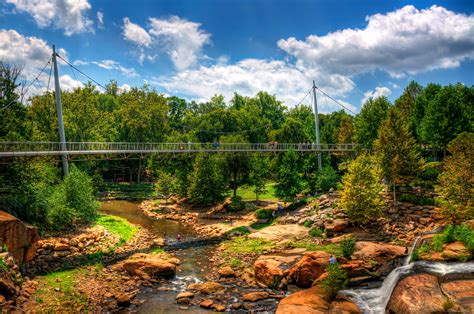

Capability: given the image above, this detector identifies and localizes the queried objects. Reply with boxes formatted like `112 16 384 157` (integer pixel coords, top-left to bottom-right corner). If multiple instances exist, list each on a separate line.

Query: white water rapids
341 233 474 313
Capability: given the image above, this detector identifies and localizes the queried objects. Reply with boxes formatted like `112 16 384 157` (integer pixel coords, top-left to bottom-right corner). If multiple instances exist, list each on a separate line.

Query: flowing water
100 200 214 313
342 232 474 313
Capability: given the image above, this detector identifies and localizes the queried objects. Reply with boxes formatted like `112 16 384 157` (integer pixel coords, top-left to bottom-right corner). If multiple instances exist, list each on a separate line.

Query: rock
249 224 308 243
242 291 270 302
387 273 448 313
176 291 194 300
287 251 331 287
0 211 39 264
353 241 405 262
218 266 235 277
187 282 225 294
122 253 177 278
176 297 191 305
200 299 214 308
0 294 5 304
442 242 471 260
53 243 70 251
329 296 361 313
276 285 329 314
441 279 474 312
253 259 284 288
231 302 241 309
326 219 350 233
211 303 226 311
115 292 135 306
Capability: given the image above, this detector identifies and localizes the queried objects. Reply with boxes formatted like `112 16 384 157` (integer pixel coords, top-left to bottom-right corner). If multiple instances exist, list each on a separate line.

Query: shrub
321 263 348 300
255 208 273 220
399 194 436 205
309 228 324 238
340 237 356 259
227 196 246 212
303 220 313 228
155 171 178 198
316 166 340 191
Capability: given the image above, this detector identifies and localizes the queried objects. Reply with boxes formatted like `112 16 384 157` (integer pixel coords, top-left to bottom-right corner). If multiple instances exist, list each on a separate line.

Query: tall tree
275 149 302 201
374 108 421 200
436 132 474 223
221 134 251 197
188 153 226 205
249 155 270 201
354 97 391 149
339 154 385 224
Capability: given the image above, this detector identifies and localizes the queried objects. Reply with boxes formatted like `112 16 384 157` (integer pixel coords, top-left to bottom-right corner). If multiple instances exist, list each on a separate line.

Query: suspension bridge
0 142 360 157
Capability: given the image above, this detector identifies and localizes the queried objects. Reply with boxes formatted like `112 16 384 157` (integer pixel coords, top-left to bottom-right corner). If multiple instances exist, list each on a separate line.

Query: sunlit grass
95 214 138 246
231 182 279 201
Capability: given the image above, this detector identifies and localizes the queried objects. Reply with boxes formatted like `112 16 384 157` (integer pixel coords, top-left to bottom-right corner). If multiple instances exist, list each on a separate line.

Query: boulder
253 258 284 288
353 241 405 262
442 242 471 260
276 285 330 314
218 266 235 277
187 282 225 294
0 269 16 299
326 219 350 234
287 251 331 287
242 291 270 302
249 224 308 243
0 211 39 264
329 297 361 313
199 299 214 308
122 253 177 278
387 273 447 313
441 279 474 312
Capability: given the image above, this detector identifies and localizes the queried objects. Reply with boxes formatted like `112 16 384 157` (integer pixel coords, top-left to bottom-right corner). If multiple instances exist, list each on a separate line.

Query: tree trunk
137 158 142 183
393 183 396 202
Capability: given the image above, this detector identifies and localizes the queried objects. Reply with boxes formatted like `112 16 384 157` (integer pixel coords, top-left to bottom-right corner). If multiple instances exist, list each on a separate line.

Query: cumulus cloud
97 11 104 28
118 83 131 93
59 74 83 91
122 16 210 70
361 86 391 104
6 0 94 36
278 5 474 78
91 59 138 78
157 58 353 113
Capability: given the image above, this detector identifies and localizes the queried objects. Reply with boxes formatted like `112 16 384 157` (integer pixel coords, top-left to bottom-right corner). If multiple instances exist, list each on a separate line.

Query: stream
101 200 214 313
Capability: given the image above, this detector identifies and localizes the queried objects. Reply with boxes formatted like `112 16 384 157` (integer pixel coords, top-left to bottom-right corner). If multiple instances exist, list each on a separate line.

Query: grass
228 226 251 235
33 268 90 310
229 182 279 201
150 247 165 254
250 219 275 230
309 228 324 238
221 237 275 255
95 214 138 246
286 241 342 257
98 182 155 199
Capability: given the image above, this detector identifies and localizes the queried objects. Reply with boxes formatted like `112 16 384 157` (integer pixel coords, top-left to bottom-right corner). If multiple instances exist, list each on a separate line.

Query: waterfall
341 229 471 314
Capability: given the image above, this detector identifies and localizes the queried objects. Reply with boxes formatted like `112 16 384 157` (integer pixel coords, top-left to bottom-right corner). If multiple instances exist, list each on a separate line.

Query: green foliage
286 241 342 256
303 220 313 228
354 96 391 149
309 228 324 238
229 226 251 235
436 133 474 223
399 194 436 205
155 171 179 198
229 258 244 268
275 149 303 201
255 208 273 219
340 237 356 259
249 156 270 200
321 263 349 300
339 154 385 224
95 214 138 246
227 195 246 212
316 165 340 192
221 237 275 255
187 153 226 205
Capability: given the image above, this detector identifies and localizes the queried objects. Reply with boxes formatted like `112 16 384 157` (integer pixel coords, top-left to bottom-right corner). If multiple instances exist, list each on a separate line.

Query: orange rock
199 299 214 308
353 241 405 262
122 253 176 278
187 282 225 294
242 291 269 302
287 251 331 287
441 279 474 312
0 211 39 264
253 259 284 288
276 285 330 314
329 297 361 313
387 273 448 313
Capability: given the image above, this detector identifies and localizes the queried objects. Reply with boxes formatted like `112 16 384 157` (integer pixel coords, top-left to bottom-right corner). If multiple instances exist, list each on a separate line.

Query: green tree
221 135 251 197
316 165 340 192
275 149 302 201
188 153 226 205
249 155 270 200
374 108 421 200
354 97 391 148
339 154 385 224
321 263 349 300
436 132 474 223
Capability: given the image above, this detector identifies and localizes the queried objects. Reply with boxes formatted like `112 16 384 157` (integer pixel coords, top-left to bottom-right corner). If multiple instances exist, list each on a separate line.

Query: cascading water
341 230 474 313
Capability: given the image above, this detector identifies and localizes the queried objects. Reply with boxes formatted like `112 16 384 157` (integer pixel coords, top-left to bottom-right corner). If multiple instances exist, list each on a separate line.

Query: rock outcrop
253 258 284 288
276 285 330 314
0 211 39 264
122 253 178 279
441 279 474 312
287 251 331 287
353 241 405 262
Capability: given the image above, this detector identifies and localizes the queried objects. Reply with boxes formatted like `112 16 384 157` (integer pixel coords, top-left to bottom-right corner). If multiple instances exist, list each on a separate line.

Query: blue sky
1 0 473 113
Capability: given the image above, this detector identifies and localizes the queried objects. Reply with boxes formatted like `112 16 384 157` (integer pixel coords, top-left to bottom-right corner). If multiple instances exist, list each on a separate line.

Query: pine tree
339 154 385 224
249 156 270 201
188 153 225 205
275 149 302 201
374 108 421 200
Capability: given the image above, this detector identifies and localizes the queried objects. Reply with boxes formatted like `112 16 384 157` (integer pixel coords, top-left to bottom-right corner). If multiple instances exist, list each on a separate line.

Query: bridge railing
0 141 361 155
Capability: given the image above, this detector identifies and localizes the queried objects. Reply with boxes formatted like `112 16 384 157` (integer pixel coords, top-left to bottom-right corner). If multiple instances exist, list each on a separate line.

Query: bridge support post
312 80 322 171
52 45 69 177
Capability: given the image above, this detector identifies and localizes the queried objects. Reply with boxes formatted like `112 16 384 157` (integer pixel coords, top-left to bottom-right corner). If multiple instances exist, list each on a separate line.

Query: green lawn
98 182 155 199
230 182 279 201
95 214 138 246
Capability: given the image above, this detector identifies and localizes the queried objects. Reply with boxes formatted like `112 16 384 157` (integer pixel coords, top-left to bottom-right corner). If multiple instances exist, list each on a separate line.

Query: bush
255 208 273 219
321 263 348 300
340 237 356 259
227 196 246 212
316 166 340 192
309 228 324 238
303 220 313 228
399 194 436 205
155 171 178 198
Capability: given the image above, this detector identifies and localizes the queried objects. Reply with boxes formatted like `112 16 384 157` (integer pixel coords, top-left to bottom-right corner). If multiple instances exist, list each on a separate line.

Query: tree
249 155 270 200
275 149 302 201
436 132 474 223
221 135 251 197
188 153 226 205
339 154 385 224
354 97 391 149
321 263 348 300
374 108 421 200
315 165 340 192
272 117 309 143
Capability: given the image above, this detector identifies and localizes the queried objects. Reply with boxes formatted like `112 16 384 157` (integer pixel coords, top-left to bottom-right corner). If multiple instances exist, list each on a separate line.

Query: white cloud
122 17 152 47
72 59 88 66
278 5 474 78
6 0 94 36
59 74 83 91
97 11 104 28
361 86 391 104
122 16 211 70
118 83 131 93
148 16 211 70
91 59 138 78
157 58 355 112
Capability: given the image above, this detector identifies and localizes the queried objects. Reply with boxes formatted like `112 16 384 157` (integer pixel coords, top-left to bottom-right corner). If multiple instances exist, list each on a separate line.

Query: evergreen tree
188 153 225 205
275 149 302 201
339 154 385 224
436 132 474 223
374 108 421 200
249 155 270 201
354 97 391 149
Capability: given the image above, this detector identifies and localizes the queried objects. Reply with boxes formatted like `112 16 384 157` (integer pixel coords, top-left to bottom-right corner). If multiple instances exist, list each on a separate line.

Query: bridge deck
0 142 360 157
